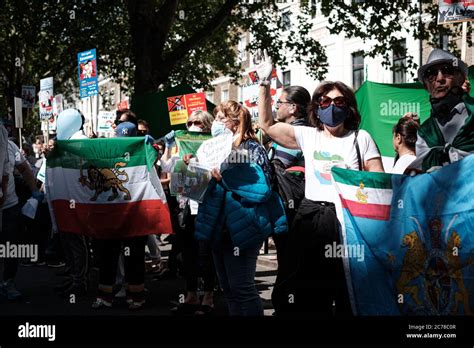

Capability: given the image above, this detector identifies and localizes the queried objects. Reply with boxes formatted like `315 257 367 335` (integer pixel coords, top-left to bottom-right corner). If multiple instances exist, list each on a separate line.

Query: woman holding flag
257 51 384 316
161 110 217 315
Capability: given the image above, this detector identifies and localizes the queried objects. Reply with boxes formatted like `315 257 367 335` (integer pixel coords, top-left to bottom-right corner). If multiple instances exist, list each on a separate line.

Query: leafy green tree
319 0 473 80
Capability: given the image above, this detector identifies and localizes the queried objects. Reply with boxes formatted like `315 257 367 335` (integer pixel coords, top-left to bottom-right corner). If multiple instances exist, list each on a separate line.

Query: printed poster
167 92 207 126
78 48 99 99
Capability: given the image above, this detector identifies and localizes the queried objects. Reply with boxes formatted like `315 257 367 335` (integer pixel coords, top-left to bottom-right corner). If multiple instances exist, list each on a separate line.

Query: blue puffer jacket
195 162 288 250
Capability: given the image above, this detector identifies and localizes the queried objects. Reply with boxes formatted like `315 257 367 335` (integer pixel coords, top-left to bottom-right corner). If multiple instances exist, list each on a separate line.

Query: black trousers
179 205 215 293
60 232 88 288
272 198 352 317
95 236 147 287
0 204 21 281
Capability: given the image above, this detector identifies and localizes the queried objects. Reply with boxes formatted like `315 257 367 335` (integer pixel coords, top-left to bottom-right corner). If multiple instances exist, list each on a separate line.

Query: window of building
352 52 364 90
282 71 291 88
206 91 214 103
393 40 406 84
238 35 247 62
221 89 229 102
310 0 319 17
281 11 291 30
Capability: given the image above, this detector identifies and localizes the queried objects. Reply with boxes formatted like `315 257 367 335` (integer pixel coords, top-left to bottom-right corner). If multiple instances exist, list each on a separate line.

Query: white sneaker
115 286 127 298
0 280 22 301
91 297 113 309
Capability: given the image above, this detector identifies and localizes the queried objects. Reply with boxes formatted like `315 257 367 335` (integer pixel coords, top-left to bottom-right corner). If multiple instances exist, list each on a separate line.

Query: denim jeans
212 238 263 316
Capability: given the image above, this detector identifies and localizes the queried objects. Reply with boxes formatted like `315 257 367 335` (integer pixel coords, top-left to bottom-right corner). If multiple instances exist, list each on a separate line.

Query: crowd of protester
0 48 473 316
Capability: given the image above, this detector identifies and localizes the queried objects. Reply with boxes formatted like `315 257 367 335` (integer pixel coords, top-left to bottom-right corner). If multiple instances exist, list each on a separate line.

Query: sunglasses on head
187 120 203 127
319 96 346 109
423 64 456 82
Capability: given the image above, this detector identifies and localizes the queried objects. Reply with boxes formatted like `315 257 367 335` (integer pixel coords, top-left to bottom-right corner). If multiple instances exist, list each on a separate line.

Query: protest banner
39 77 54 120
21 85 35 108
46 137 172 238
49 95 63 133
97 110 116 133
78 48 99 99
174 130 212 157
196 131 233 170
242 77 279 119
438 0 474 24
117 99 129 111
332 157 474 315
167 92 207 125
169 159 211 202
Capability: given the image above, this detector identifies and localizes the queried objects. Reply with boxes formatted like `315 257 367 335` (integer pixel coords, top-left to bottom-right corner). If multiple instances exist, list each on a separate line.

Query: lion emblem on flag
79 161 131 201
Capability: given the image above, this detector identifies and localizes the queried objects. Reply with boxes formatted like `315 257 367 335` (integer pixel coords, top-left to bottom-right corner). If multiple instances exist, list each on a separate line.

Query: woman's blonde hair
214 100 258 146
188 110 214 133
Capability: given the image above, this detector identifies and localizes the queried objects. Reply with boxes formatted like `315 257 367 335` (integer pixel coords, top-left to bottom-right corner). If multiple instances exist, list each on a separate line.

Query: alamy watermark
380 99 420 118
18 322 56 341
0 242 38 262
324 242 365 262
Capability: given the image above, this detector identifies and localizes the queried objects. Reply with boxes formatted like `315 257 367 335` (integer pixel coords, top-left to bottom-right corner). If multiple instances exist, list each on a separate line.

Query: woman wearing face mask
161 110 217 315
195 101 287 316
259 78 384 317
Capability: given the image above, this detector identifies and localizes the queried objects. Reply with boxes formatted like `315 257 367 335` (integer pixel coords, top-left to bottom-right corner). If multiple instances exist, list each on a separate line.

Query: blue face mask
211 121 226 137
317 104 349 127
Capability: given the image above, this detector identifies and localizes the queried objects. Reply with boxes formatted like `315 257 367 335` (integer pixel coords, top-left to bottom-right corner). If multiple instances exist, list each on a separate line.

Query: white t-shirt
391 154 416 174
2 141 26 210
294 126 381 203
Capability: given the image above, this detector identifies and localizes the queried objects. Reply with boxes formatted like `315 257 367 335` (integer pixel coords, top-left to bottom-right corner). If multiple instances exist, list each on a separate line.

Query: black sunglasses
423 64 456 82
319 96 346 109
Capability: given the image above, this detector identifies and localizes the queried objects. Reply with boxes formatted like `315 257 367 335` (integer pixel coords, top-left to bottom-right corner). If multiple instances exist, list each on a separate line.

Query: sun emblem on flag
355 182 368 204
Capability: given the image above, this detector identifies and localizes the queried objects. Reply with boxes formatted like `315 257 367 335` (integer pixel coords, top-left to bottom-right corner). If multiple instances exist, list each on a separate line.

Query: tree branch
161 0 240 73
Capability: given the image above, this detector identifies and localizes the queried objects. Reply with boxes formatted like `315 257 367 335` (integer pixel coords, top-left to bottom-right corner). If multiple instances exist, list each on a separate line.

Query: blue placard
78 49 99 99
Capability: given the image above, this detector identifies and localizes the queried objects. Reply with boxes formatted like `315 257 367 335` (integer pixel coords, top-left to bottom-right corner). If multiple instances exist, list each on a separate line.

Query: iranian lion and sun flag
331 156 474 316
46 137 172 239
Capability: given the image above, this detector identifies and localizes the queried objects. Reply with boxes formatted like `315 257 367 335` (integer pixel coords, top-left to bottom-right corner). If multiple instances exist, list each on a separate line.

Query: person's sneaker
128 300 146 310
115 286 127 299
91 297 113 309
47 261 66 268
0 280 22 301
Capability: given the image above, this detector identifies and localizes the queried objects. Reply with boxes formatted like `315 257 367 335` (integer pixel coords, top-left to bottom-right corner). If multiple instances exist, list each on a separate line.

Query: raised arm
258 84 299 149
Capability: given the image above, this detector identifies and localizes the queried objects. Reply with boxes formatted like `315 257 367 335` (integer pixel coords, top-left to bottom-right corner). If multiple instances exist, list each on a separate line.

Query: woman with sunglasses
258 58 384 316
161 109 217 315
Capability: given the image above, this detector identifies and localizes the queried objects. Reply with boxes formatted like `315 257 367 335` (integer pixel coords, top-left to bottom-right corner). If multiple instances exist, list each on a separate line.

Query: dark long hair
393 116 420 151
307 81 361 131
284 86 311 119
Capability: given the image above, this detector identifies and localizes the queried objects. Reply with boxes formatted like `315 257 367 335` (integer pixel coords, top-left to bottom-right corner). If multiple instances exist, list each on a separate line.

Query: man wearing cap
412 49 474 172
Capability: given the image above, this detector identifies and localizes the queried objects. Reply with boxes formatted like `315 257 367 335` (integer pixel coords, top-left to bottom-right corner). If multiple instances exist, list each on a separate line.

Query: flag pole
461 21 467 61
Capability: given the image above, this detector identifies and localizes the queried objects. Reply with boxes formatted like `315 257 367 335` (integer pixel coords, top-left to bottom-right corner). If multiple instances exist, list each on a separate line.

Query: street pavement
0 244 277 316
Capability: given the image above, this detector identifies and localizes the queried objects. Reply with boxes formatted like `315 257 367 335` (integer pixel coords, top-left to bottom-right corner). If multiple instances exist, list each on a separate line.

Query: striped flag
46 138 172 239
332 169 392 220
331 159 474 315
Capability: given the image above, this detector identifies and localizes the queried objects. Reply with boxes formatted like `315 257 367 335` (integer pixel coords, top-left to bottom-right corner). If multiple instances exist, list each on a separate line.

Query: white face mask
211 121 226 137
188 125 203 133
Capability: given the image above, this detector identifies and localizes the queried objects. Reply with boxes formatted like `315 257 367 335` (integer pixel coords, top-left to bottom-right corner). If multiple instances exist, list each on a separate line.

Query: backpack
269 157 306 226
